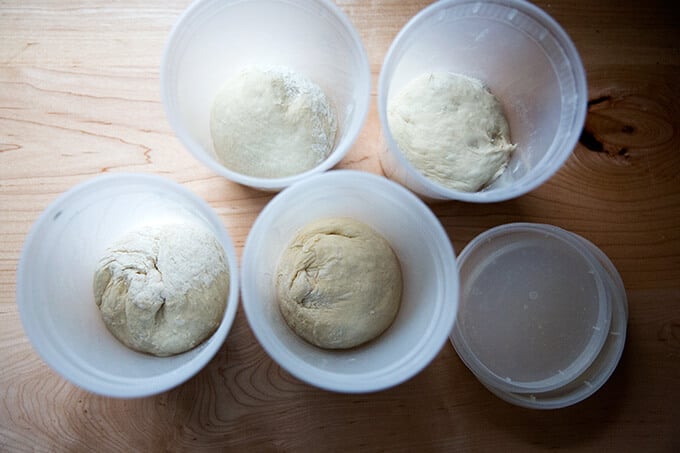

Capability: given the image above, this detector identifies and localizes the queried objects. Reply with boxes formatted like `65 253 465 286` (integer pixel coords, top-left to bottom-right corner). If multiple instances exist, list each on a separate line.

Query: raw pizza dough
388 72 516 192
210 66 337 179
93 223 229 357
276 218 402 349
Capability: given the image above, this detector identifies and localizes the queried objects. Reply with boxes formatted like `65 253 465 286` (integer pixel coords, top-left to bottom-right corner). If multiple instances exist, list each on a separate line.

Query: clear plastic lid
451 223 615 395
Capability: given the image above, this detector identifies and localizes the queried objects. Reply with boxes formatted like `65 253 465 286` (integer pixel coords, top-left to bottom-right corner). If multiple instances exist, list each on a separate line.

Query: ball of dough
388 72 516 192
210 66 337 179
93 224 229 357
276 218 403 349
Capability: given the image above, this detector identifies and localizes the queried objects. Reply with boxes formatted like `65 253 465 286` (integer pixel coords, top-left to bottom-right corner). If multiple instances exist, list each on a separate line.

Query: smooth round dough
276 218 402 349
388 72 516 192
93 224 229 357
210 66 337 179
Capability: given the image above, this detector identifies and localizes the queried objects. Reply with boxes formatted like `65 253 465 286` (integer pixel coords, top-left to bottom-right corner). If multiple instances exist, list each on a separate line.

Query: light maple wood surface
1 0 678 451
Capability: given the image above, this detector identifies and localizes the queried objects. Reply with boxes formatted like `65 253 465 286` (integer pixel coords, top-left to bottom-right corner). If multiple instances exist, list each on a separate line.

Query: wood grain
1 0 679 451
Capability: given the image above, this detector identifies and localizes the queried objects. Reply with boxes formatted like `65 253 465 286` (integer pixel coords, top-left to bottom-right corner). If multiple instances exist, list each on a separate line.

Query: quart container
241 170 459 392
17 173 240 398
378 0 587 202
161 0 371 191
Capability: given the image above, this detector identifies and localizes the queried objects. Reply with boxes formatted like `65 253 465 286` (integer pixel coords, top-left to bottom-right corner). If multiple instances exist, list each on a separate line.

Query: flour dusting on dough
210 66 337 178
93 224 229 357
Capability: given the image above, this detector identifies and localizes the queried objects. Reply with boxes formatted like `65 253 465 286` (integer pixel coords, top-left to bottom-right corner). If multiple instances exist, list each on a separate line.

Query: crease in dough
276 218 403 349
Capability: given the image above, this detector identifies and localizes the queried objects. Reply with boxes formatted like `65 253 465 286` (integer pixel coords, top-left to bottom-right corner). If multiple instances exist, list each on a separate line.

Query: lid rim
451 222 614 395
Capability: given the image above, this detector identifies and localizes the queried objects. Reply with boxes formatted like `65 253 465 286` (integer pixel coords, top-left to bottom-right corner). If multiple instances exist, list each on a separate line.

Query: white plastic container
16 174 240 398
241 170 459 393
450 223 628 409
161 0 371 191
378 0 587 202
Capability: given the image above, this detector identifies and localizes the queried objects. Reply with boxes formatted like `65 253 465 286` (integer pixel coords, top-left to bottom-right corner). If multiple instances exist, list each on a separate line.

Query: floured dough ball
93 223 229 357
276 218 402 349
210 66 337 179
388 72 516 192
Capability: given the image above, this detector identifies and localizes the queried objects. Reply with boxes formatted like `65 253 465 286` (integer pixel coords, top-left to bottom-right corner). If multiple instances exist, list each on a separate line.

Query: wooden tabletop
1 0 678 451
